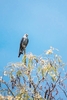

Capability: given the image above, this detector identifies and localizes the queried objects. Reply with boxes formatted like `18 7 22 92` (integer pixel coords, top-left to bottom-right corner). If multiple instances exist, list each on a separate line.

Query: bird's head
24 34 28 38
25 34 28 37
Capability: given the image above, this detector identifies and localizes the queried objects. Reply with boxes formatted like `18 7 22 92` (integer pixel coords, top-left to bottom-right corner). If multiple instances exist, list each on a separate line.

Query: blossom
46 49 53 55
4 71 7 76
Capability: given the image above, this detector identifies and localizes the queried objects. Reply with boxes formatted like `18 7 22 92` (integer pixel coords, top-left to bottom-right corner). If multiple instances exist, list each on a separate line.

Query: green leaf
16 70 22 77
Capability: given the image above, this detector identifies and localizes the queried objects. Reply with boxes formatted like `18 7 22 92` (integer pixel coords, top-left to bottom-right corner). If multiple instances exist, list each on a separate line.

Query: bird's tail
18 51 23 57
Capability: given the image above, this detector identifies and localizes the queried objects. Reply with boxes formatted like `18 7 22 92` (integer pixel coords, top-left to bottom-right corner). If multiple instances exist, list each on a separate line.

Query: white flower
10 69 13 72
50 46 54 50
27 53 35 60
4 71 7 76
46 49 53 55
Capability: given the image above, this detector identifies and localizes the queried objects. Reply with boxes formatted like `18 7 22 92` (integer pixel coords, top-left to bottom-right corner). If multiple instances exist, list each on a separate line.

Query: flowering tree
0 47 67 100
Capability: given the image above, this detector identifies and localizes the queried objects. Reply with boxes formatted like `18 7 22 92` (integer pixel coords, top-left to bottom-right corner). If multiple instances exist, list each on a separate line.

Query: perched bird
18 34 29 57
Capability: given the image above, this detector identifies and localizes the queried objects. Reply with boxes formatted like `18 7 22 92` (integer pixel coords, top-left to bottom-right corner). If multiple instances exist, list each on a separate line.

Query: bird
18 34 29 57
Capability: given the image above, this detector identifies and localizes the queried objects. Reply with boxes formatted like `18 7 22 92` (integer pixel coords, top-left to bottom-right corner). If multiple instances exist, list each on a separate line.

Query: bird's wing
20 37 24 46
26 38 29 46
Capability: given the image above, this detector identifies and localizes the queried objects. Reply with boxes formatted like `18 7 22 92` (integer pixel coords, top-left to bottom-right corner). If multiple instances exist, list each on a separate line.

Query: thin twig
1 80 15 98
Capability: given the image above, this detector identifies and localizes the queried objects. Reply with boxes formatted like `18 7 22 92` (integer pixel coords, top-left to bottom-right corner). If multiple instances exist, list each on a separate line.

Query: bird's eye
26 34 28 37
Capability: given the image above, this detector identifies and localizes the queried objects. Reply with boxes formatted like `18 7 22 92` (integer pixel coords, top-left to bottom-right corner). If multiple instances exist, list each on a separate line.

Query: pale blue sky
0 1 67 71
0 0 67 99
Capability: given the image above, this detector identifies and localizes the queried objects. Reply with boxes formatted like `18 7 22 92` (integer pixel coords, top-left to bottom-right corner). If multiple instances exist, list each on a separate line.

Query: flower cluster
0 47 67 100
